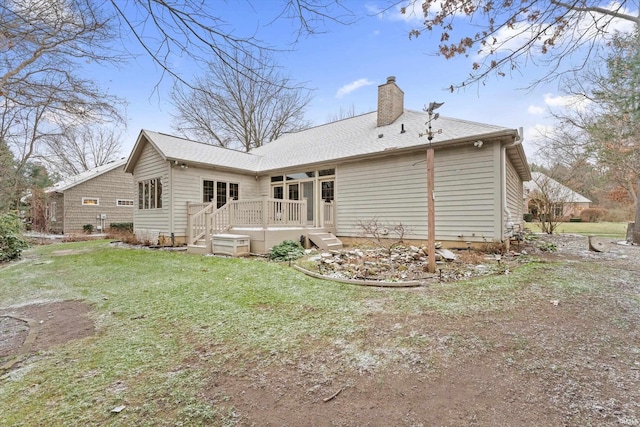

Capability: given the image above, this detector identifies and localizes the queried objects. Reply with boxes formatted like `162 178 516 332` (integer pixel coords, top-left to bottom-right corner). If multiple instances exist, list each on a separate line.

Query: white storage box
212 234 250 257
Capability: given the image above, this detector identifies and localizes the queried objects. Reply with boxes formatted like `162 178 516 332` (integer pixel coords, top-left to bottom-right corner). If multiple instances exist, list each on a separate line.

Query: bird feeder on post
419 102 443 274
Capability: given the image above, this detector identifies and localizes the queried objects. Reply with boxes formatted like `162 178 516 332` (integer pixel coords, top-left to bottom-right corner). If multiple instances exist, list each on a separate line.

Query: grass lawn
523 221 628 238
1 239 639 425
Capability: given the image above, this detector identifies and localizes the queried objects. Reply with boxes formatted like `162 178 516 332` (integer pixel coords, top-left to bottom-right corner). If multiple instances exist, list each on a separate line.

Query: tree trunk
634 177 640 244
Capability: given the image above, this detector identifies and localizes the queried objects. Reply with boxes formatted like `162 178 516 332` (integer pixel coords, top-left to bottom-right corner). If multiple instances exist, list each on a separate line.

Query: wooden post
427 147 436 273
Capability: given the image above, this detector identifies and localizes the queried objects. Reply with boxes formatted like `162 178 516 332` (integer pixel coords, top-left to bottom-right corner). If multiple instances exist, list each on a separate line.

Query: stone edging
0 315 39 372
293 265 422 288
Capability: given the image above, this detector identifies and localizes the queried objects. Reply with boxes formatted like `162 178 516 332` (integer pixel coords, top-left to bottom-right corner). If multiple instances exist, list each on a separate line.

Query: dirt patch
0 300 95 368
201 235 640 426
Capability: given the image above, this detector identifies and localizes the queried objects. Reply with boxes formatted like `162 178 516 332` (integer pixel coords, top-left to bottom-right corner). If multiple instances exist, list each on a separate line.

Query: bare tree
326 104 359 123
527 171 577 234
394 0 639 90
108 0 354 88
171 49 312 152
40 125 124 176
537 30 640 240
0 0 126 211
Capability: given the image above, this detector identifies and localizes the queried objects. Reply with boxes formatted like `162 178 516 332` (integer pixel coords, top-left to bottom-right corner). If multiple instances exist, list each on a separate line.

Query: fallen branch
323 388 342 402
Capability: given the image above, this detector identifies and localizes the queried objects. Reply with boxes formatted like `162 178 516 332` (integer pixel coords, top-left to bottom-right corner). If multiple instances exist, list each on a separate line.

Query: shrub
269 240 305 261
580 208 607 223
110 222 133 233
0 212 29 262
523 213 533 222
569 218 582 222
83 224 94 234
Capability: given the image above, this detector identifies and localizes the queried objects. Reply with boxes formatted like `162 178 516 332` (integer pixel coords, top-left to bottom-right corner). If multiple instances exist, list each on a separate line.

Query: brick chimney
377 76 404 127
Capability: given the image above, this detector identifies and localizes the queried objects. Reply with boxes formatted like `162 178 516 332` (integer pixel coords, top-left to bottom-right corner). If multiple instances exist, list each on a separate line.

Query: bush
580 208 607 223
83 224 94 234
523 213 533 222
569 218 582 222
0 212 29 262
110 222 133 233
269 240 305 261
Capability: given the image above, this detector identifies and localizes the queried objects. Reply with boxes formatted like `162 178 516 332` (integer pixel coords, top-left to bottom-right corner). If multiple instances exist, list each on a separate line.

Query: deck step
308 232 343 250
187 244 208 255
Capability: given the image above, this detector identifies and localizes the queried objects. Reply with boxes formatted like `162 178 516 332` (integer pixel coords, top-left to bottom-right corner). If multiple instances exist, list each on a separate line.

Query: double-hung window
138 178 163 209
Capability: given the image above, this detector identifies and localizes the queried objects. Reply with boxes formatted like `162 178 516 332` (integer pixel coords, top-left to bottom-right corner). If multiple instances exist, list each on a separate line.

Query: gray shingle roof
524 172 592 203
140 130 261 172
47 158 128 193
136 110 520 174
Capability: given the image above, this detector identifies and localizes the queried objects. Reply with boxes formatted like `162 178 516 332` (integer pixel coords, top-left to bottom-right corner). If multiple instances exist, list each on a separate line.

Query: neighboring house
47 158 135 234
523 172 592 220
124 76 531 253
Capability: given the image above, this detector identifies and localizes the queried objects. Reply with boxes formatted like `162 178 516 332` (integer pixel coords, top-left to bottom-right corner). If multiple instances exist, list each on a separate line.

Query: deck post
187 202 193 245
263 198 269 227
204 211 212 251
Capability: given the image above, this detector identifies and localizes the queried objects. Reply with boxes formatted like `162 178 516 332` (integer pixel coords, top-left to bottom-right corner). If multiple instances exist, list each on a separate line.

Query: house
47 158 135 234
124 76 531 254
523 172 591 220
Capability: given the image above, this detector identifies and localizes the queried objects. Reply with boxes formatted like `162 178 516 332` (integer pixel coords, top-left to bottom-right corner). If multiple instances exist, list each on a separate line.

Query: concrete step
308 232 343 250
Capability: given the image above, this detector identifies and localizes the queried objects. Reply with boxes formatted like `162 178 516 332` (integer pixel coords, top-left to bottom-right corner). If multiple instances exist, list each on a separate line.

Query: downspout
502 127 524 240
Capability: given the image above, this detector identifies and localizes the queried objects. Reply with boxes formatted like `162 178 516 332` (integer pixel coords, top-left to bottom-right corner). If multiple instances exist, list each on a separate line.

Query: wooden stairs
308 232 343 251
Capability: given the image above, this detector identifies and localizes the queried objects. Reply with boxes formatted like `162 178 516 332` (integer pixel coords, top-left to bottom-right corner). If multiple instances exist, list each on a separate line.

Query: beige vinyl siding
336 144 500 243
171 166 258 236
505 157 523 234
433 143 499 242
336 153 428 239
134 142 170 234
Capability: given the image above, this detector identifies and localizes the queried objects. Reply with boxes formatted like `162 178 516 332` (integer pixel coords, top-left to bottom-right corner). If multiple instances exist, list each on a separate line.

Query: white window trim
116 199 134 207
82 197 99 206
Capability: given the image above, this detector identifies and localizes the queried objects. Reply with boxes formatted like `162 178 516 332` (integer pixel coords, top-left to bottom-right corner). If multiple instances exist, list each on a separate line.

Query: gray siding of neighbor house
55 167 135 234
505 157 523 234
171 166 259 238
134 142 170 239
335 143 500 243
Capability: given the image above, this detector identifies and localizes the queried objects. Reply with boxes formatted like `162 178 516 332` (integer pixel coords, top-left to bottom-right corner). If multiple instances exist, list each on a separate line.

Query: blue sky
97 1 635 163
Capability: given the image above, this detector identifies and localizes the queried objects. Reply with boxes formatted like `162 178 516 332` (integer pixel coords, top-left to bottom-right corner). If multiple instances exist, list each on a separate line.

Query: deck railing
187 198 308 246
322 201 335 229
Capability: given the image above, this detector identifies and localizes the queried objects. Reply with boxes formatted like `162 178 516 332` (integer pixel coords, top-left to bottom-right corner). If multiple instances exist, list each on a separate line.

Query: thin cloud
544 93 591 111
336 78 374 99
528 105 545 115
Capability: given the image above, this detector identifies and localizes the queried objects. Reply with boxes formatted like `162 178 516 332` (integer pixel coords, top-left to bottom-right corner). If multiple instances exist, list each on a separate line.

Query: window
273 185 284 199
117 199 134 207
288 183 299 200
229 183 239 200
138 178 163 209
216 182 227 208
202 180 239 207
286 171 314 180
553 203 564 217
82 197 99 206
319 168 335 177
203 180 214 202
321 181 334 202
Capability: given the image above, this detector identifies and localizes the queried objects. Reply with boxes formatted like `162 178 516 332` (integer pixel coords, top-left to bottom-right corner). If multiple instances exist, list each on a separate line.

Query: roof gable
124 130 261 174
47 158 128 193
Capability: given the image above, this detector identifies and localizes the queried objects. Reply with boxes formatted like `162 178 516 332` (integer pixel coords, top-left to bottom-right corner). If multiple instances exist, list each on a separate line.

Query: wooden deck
186 198 340 254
